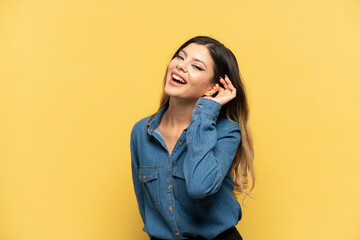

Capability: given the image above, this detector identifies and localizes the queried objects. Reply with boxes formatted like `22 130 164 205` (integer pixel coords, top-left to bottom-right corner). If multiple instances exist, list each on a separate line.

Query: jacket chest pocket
172 164 214 208
139 167 160 209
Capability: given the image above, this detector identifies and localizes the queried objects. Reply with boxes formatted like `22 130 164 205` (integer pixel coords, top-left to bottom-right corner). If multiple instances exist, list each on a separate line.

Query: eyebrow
180 49 208 69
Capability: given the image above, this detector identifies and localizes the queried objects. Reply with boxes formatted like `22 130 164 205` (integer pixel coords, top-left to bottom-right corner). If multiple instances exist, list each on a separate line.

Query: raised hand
204 75 237 106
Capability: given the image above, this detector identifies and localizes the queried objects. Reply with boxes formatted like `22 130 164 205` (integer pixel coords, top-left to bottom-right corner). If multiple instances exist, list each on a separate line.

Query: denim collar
146 106 168 135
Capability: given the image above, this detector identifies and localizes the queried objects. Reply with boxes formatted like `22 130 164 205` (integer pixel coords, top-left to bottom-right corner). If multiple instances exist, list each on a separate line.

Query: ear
204 83 219 97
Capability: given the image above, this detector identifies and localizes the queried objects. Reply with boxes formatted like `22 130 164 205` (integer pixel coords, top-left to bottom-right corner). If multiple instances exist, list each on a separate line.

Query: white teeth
171 74 186 83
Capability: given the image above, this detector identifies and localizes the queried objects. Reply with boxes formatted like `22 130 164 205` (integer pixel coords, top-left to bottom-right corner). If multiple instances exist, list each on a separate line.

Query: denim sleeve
130 125 146 225
184 97 241 199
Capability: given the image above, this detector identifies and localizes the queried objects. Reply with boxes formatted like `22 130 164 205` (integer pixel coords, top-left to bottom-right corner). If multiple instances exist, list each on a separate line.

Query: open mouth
171 74 186 84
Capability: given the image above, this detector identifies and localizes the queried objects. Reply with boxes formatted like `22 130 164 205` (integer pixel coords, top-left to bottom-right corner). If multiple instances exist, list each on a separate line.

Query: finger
219 77 226 84
218 86 225 93
220 77 228 90
224 75 236 93
224 75 232 87
228 82 236 92
215 83 220 92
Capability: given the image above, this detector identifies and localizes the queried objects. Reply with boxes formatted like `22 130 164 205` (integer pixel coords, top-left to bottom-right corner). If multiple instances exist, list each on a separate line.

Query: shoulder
132 116 150 130
131 115 151 138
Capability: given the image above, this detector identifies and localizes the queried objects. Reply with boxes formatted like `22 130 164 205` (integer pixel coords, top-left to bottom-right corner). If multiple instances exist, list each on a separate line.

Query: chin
164 88 181 98
163 82 179 95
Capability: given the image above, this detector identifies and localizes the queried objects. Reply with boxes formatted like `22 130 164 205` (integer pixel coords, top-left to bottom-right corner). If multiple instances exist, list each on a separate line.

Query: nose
176 60 187 72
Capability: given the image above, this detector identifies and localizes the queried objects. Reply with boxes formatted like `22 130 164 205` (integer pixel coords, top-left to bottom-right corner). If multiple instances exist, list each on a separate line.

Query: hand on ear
203 76 237 106
204 83 219 97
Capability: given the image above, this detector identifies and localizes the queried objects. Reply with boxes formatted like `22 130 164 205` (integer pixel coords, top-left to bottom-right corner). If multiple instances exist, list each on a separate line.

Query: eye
176 54 184 60
193 65 204 71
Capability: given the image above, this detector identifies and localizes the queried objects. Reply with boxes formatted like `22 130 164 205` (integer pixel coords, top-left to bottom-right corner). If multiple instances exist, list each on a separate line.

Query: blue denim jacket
130 97 242 240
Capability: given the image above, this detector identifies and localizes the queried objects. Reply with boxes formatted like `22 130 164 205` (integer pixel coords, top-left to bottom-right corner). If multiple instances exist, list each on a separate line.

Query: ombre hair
147 36 255 203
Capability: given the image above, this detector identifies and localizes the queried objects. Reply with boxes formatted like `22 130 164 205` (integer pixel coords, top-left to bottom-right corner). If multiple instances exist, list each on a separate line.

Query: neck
162 97 197 130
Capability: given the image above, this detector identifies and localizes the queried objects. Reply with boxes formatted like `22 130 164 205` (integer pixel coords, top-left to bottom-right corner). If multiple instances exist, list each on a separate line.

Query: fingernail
225 74 228 78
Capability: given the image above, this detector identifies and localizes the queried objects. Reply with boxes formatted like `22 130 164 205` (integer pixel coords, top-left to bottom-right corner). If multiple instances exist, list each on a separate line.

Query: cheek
190 73 213 88
166 62 176 76
168 59 178 68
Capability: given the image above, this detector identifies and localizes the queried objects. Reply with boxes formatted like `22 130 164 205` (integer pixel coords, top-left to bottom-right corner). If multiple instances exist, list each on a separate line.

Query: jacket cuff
192 97 222 121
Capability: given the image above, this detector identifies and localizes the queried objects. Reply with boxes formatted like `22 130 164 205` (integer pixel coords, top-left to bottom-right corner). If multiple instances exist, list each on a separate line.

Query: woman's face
164 43 215 101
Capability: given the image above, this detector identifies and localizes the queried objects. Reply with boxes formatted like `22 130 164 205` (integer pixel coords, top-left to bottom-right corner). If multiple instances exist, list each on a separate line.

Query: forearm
184 97 241 199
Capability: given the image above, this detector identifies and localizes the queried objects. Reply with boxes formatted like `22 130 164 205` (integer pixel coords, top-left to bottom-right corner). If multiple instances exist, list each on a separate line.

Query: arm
130 125 146 225
184 97 241 199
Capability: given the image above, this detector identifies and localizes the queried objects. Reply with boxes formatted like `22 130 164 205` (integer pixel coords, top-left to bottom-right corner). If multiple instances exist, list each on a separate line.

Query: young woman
130 36 254 240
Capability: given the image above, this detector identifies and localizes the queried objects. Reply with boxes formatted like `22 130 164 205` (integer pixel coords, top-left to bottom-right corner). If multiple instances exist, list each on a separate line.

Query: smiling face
164 43 216 101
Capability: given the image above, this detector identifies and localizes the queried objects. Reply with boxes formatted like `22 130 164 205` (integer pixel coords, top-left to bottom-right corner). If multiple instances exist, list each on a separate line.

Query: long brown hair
147 36 255 203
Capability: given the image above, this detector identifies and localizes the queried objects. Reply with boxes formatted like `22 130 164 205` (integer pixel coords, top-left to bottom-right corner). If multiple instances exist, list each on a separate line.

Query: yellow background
1 0 359 239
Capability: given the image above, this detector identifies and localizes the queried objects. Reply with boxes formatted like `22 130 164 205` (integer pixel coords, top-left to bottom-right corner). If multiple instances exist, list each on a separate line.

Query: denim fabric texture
130 97 242 240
